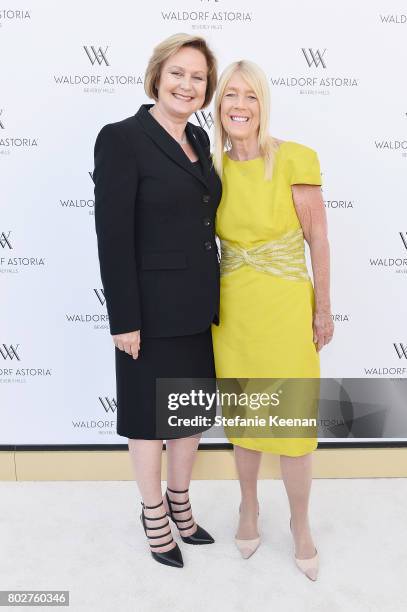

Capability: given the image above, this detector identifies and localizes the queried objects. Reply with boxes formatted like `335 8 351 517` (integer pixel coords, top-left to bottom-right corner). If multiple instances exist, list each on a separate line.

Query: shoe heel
289 517 319 581
235 502 260 559
140 500 183 568
165 487 215 545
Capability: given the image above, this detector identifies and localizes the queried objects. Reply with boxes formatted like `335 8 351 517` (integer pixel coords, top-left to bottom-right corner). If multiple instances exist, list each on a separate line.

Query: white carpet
1 479 406 612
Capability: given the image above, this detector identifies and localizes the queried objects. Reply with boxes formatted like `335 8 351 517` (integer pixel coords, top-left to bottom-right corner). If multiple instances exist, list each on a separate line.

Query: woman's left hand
313 312 334 352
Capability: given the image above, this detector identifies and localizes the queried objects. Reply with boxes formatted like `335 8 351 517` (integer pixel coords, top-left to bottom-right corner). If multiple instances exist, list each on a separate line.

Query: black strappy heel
165 487 215 545
140 500 183 568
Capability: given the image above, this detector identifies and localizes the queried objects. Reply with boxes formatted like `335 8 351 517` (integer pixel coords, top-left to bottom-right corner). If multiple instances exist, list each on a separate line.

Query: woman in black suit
93 34 221 568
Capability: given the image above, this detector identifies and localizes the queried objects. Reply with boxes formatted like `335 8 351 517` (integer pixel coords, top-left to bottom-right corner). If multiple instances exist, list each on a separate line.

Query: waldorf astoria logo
70 396 117 436
324 199 355 210
0 344 52 383
374 139 407 157
379 14 406 24
270 48 359 95
94 288 106 306
0 9 31 27
160 1 253 30
0 231 46 274
0 231 12 249
364 344 407 376
0 344 20 361
302 48 326 68
59 172 95 216
332 314 350 323
394 343 407 359
368 232 407 274
0 109 38 154
193 110 214 131
84 46 110 66
59 197 94 213
65 288 109 330
52 45 143 94
99 396 117 413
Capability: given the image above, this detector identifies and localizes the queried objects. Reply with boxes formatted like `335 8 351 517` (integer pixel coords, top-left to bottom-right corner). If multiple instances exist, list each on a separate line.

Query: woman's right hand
112 330 140 360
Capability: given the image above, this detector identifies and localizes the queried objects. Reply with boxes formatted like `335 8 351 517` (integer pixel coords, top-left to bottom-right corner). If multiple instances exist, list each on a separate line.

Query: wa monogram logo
0 232 45 271
58 172 95 214
65 288 108 329
364 342 407 375
99 397 117 412
53 46 143 90
302 48 327 68
394 343 407 359
194 110 214 130
270 47 357 93
368 232 407 272
94 288 106 306
399 232 407 250
0 109 37 150
0 231 12 249
84 46 109 66
71 398 116 432
0 344 20 360
0 345 52 382
364 341 407 375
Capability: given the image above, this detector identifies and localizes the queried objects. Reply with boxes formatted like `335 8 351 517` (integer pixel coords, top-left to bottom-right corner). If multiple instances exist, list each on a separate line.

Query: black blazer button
204 241 212 250
203 217 211 227
203 194 210 203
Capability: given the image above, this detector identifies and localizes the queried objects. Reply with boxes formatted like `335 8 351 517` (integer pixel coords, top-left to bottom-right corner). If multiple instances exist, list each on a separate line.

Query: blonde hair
213 60 280 180
144 33 217 108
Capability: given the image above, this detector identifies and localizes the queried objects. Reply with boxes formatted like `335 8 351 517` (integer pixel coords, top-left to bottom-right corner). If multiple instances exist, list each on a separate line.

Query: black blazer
93 103 222 338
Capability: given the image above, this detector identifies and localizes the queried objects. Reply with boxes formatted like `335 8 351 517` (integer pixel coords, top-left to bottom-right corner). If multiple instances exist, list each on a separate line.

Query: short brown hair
144 33 217 108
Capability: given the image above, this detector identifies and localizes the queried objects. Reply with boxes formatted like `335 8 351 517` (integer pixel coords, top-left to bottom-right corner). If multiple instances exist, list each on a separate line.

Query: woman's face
156 46 208 117
220 71 260 141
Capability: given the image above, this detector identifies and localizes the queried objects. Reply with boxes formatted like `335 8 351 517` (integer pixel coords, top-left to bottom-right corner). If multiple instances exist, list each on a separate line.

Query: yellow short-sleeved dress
211 141 322 456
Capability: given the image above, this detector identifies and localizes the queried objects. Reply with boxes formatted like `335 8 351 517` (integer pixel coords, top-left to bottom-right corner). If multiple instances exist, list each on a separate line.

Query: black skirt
115 326 216 439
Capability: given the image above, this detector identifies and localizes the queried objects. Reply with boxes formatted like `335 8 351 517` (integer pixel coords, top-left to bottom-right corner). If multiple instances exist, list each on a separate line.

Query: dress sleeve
93 123 142 335
289 144 322 186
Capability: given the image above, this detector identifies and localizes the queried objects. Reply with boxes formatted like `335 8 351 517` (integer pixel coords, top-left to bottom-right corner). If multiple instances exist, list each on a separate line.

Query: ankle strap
167 487 189 494
141 500 164 510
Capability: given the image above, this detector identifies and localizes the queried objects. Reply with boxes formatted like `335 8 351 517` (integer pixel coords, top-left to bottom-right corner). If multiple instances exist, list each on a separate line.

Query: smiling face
156 46 208 119
221 70 260 141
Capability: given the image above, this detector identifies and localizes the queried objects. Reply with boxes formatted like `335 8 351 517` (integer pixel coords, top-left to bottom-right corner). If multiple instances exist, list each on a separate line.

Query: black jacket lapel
187 121 211 182
134 104 210 189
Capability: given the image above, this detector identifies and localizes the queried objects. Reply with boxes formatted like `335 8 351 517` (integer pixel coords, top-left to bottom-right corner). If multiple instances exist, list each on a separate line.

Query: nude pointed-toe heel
294 551 319 581
234 536 261 559
289 517 319 581
235 503 260 559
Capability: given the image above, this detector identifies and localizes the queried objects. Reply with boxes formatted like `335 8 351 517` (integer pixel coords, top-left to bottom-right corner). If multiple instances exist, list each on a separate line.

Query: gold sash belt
220 228 309 281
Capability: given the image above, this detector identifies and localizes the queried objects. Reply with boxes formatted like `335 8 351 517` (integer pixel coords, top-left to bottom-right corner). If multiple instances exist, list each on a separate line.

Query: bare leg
163 434 201 537
128 438 175 552
234 445 261 539
280 452 316 559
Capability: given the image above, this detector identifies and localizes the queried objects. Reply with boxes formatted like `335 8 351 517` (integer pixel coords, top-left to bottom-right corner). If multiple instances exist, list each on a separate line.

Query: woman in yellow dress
211 60 334 580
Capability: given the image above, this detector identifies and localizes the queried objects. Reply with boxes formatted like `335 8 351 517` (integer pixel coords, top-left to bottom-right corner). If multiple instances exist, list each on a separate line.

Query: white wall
1 0 406 444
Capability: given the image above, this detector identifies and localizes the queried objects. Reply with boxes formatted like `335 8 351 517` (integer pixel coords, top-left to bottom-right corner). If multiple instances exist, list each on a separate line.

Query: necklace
149 106 187 144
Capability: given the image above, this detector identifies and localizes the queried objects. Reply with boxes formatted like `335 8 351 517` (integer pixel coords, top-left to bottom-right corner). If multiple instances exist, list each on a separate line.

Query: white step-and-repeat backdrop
1 0 406 445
